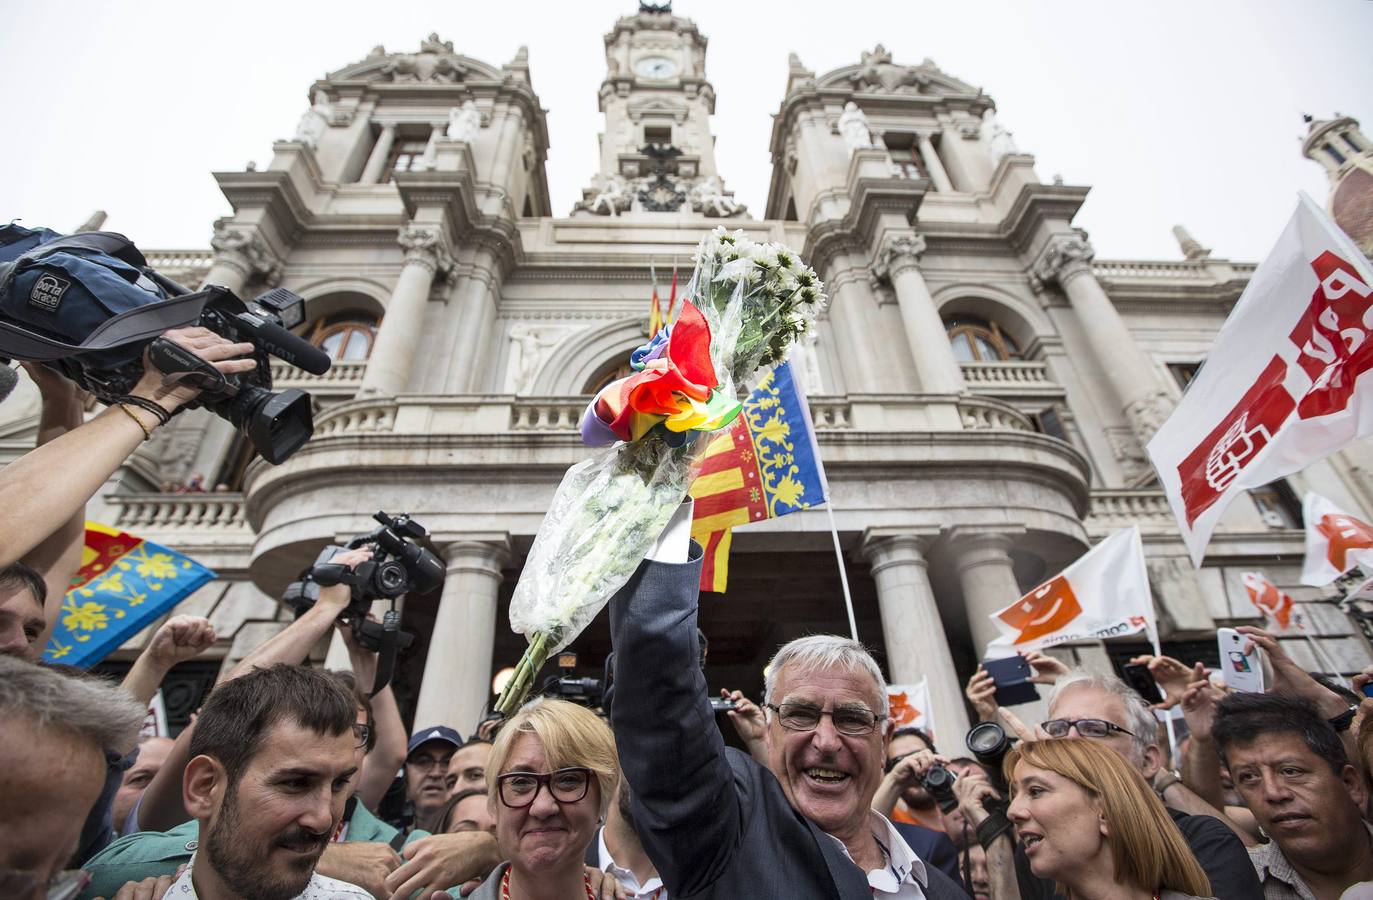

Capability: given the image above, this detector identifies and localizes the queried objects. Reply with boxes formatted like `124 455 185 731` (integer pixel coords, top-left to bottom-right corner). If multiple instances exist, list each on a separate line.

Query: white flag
1301 491 1373 586
1241 571 1298 631
887 680 934 743
1147 194 1373 566
985 527 1155 657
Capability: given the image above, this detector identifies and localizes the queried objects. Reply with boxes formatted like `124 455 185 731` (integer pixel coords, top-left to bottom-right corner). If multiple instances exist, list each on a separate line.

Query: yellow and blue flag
43 522 215 666
689 361 828 592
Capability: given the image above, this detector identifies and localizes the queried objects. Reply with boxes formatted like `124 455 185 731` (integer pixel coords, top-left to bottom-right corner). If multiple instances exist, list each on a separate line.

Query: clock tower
572 2 746 217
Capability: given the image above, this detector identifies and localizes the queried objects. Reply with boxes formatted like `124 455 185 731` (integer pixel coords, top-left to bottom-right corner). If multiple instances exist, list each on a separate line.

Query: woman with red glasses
467 698 620 900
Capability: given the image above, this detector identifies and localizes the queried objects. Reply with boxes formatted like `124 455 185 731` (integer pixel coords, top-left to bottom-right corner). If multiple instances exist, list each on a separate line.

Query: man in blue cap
405 726 463 834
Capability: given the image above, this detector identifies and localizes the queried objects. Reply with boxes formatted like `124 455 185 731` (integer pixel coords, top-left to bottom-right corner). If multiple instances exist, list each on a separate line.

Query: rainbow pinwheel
579 300 742 448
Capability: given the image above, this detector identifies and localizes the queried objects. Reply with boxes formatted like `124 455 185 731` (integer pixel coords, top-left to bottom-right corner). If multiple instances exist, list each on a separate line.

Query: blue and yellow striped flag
43 523 215 667
688 362 828 592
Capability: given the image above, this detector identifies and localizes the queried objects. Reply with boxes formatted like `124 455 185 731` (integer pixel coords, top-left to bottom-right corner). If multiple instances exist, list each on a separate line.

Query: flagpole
1294 614 1348 686
825 502 860 642
1133 526 1180 769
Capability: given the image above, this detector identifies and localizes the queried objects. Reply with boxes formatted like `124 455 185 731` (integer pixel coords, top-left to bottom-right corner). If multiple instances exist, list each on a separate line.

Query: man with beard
162 663 369 899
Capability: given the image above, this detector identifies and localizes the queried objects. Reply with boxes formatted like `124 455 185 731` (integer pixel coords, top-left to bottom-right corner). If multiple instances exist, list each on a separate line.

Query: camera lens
375 561 409 595
967 721 1007 755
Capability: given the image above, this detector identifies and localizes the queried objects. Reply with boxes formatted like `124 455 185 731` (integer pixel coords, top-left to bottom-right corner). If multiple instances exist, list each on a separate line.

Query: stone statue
985 110 1019 167
839 102 877 153
507 325 559 394
688 174 745 218
573 173 633 216
1172 225 1212 260
294 90 332 148
447 100 482 142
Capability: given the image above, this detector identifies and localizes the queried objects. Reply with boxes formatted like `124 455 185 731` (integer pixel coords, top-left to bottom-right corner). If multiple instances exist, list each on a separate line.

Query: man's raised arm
608 542 742 896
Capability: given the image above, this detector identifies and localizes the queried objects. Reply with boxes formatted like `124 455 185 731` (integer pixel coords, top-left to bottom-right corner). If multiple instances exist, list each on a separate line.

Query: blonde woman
467 698 621 900
1006 739 1213 900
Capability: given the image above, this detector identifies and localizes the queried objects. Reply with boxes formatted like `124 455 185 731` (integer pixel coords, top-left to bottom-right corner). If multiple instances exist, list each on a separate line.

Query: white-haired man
608 543 967 899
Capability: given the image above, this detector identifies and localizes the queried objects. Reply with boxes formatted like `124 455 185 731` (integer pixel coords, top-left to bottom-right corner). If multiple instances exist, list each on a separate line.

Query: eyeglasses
496 767 593 809
408 753 454 771
353 723 371 749
765 703 885 736
1040 718 1134 739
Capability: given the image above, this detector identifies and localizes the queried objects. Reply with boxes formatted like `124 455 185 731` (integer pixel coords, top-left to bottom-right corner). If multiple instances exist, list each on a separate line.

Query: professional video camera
0 225 331 463
283 512 445 694
538 652 605 709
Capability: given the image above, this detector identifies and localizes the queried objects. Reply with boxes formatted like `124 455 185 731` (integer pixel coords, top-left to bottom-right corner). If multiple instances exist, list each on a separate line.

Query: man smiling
165 664 371 900
1213 692 1373 899
608 541 966 899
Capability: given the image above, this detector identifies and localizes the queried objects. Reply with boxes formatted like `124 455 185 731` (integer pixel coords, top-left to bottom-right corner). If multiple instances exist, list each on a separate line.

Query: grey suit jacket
608 544 969 900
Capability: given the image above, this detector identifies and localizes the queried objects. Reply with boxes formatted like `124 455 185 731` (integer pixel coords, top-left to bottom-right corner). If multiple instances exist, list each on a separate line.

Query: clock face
635 56 679 80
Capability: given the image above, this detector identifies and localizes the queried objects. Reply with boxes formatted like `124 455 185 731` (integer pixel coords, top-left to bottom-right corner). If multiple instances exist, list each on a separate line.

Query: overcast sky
1 0 1368 262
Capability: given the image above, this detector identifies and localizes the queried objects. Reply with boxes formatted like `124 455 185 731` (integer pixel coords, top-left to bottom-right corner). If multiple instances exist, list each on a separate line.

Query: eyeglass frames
1039 718 1134 739
765 702 885 736
496 767 593 809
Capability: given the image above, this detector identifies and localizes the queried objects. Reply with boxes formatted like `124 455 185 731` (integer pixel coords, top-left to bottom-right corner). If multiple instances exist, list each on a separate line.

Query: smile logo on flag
1317 513 1373 571
1241 572 1295 630
888 691 920 728
997 576 1084 645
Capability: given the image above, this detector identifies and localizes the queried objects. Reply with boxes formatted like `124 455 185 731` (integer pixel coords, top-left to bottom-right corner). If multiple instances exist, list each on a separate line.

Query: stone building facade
8 5 1372 737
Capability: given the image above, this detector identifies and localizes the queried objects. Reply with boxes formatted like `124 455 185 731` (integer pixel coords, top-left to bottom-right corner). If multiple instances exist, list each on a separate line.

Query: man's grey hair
1047 667 1159 765
763 635 889 716
0 656 144 754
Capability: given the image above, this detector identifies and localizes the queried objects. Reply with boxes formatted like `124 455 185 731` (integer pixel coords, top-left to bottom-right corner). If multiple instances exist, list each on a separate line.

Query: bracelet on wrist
976 810 1013 850
116 394 172 426
114 403 154 441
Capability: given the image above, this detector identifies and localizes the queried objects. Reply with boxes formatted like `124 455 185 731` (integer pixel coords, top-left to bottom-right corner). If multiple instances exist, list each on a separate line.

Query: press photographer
0 224 330 465
283 511 443 696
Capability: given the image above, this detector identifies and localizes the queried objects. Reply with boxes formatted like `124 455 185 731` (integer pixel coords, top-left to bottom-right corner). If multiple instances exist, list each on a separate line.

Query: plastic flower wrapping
496 227 827 714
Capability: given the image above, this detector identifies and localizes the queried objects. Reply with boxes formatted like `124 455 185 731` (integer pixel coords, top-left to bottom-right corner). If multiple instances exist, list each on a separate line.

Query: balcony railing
957 396 1036 432
510 398 584 431
960 361 1052 387
107 492 249 535
1086 490 1175 531
270 360 367 397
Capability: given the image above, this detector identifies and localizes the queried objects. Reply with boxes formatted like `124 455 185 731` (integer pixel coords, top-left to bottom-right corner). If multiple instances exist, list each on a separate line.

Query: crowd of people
5 328 1373 900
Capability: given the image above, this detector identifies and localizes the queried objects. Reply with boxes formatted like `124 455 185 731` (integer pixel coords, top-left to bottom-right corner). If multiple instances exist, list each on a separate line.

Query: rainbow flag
43 523 215 667
689 362 828 592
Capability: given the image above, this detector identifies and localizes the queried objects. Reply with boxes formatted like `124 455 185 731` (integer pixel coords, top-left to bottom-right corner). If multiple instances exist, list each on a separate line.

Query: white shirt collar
165 851 374 899
828 811 929 895
597 828 665 898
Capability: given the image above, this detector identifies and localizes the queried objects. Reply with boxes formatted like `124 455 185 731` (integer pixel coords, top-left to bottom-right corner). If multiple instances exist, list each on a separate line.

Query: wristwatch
1328 705 1358 733
1153 770 1181 799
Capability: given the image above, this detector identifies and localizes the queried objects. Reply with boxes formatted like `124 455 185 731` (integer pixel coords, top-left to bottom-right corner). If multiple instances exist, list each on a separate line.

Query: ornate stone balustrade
143 249 214 271
960 361 1051 386
1093 259 1257 282
958 396 1036 432
270 360 367 396
108 492 250 534
1085 490 1176 532
510 398 584 431
305 394 1045 441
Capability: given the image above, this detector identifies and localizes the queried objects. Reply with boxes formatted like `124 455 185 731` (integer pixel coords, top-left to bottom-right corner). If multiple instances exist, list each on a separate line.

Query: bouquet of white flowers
495 228 827 715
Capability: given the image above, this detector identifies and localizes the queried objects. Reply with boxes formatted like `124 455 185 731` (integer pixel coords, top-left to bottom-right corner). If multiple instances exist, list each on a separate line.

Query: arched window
585 358 636 395
306 312 379 361
946 317 1022 362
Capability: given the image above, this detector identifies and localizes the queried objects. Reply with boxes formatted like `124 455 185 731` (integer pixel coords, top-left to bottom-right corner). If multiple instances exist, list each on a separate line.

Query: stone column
204 223 280 295
950 531 1025 659
875 234 966 395
1032 234 1172 442
916 132 955 193
413 540 510 733
358 225 453 397
358 124 397 185
861 534 971 741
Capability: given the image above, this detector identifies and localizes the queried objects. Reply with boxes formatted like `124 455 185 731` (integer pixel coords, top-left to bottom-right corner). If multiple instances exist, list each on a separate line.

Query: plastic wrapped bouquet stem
495 227 827 716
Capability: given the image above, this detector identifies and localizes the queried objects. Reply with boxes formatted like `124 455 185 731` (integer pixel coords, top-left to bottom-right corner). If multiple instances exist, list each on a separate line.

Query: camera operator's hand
1179 662 1225 744
316 547 374 613
952 773 1002 830
966 665 999 722
130 325 256 414
886 748 949 789
20 361 86 429
341 613 379 681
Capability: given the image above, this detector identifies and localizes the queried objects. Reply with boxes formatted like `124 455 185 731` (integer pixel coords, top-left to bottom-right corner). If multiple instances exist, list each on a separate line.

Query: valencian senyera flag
43 522 215 666
689 361 827 592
